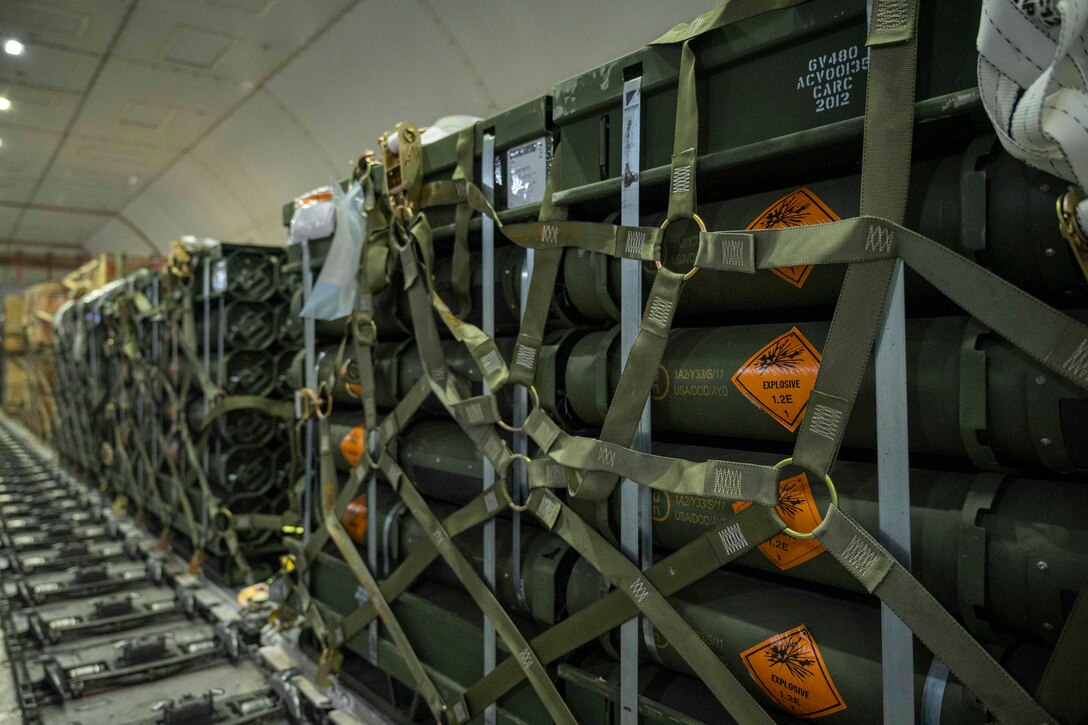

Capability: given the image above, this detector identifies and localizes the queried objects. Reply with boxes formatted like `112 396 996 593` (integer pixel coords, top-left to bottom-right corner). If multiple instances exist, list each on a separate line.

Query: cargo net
278 3 1086 724
49 238 304 587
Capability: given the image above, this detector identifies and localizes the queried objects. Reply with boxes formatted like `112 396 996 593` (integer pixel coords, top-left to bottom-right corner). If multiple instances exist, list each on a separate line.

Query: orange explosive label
732 473 826 570
731 327 822 431
339 425 364 467
741 624 846 719
747 187 840 288
340 494 368 544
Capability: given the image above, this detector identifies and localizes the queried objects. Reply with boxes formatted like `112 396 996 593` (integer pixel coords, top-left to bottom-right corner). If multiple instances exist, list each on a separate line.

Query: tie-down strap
523 407 779 506
812 505 1056 724
328 483 513 667
695 218 1088 394
525 489 775 724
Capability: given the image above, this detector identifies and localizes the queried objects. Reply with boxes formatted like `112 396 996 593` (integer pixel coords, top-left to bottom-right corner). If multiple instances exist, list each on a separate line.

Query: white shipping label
506 138 548 209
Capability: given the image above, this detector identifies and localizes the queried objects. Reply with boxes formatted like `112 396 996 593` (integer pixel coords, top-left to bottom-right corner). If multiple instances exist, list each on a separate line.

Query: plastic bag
287 190 335 244
299 181 366 321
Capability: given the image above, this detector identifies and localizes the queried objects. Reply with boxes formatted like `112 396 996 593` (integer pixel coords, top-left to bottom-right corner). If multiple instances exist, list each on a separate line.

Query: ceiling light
0 139 4 147
0 98 10 111
3 39 23 56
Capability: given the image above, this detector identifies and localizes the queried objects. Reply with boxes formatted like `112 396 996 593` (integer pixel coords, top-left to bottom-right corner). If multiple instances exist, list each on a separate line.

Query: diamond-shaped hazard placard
746 187 840 288
732 327 822 431
733 473 827 570
741 624 846 719
339 425 364 467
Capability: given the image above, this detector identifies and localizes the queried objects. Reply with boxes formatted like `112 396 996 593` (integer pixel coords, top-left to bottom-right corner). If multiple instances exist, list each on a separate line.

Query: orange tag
731 327 821 431
741 624 846 719
732 473 826 570
345 382 362 397
747 187 840 288
340 494 369 544
339 425 364 467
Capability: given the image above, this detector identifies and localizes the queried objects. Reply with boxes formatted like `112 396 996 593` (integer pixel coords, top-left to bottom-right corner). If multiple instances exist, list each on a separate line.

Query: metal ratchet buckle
507 454 533 512
496 385 541 433
773 457 837 540
1057 186 1088 283
1058 186 1088 249
656 213 706 281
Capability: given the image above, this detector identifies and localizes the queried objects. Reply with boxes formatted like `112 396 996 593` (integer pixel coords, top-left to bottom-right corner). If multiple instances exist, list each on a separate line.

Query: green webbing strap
524 489 775 724
429 376 516 475
1036 578 1088 724
332 483 512 652
452 127 477 318
693 217 1088 394
378 454 576 725
110 415 141 511
506 248 561 387
814 506 1056 724
432 289 509 391
177 293 221 403
402 209 511 391
199 395 295 430
378 213 577 723
500 219 660 260
570 269 684 502
459 505 782 715
127 385 169 521
650 0 806 45
346 162 380 444
563 11 702 511
230 511 301 532
299 378 431 568
667 41 697 222
419 177 498 221
523 407 779 505
508 151 567 388
419 145 572 392
371 212 560 712
396 223 448 389
148 367 200 542
285 566 332 653
178 410 252 579
350 298 378 434
317 416 449 722
787 0 919 478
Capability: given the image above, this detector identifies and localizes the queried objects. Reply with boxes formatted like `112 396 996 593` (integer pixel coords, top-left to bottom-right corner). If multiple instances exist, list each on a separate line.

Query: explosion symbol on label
733 473 827 570
732 327 822 431
746 187 840 288
741 624 846 719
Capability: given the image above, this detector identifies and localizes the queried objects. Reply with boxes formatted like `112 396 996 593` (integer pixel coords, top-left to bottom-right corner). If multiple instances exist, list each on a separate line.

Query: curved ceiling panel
7 0 717 258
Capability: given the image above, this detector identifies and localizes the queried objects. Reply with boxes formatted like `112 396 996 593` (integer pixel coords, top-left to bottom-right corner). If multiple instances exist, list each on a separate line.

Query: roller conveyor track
0 417 372 725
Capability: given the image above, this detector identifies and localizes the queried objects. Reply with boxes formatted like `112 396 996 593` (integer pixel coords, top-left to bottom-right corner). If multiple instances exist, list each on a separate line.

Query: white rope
978 0 1088 227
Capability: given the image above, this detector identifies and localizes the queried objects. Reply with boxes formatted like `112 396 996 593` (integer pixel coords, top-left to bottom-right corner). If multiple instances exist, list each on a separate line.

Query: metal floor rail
0 414 376 725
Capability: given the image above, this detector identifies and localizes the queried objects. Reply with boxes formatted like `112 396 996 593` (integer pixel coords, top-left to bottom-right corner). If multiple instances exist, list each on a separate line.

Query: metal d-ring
508 453 532 512
496 386 540 433
214 506 233 536
655 213 706 281
774 457 837 540
313 383 333 420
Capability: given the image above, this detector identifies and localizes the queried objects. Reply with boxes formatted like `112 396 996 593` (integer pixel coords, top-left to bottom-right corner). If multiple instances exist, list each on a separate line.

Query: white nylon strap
978 0 1088 227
